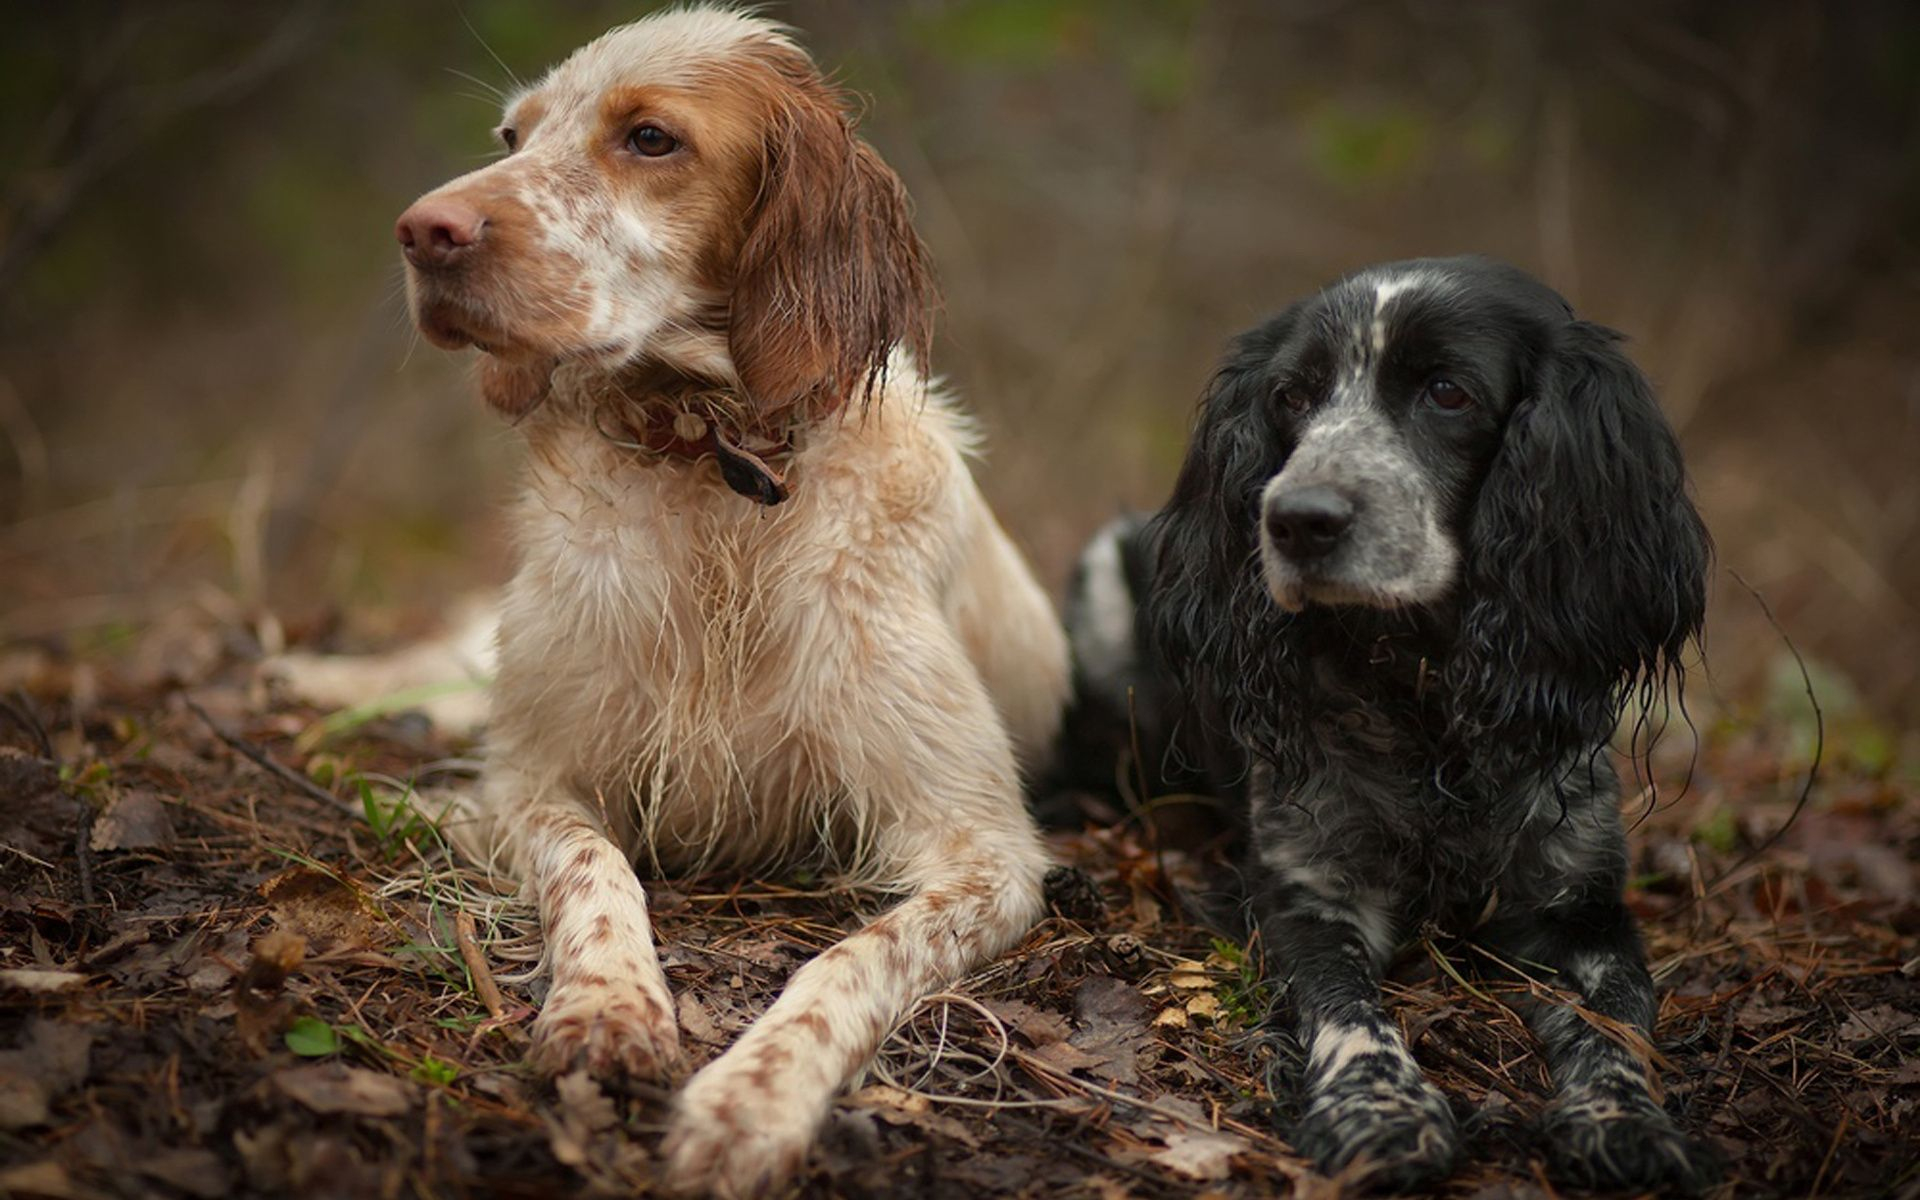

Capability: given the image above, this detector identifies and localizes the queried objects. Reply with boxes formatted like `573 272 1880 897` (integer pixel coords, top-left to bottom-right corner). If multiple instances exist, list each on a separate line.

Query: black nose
1264 487 1355 561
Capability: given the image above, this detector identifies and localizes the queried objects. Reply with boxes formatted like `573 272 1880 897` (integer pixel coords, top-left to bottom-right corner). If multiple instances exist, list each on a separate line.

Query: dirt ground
0 634 1915 1199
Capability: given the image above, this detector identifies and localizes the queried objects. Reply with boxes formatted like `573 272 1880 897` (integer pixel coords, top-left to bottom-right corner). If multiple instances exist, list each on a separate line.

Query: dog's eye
1423 378 1475 412
627 124 679 157
498 127 518 153
1278 386 1312 416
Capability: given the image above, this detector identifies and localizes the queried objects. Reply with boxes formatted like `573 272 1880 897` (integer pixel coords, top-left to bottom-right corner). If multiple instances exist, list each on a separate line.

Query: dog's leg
1262 865 1457 1190
1481 887 1720 1193
487 770 682 1081
658 632 1049 1198
661 831 1043 1196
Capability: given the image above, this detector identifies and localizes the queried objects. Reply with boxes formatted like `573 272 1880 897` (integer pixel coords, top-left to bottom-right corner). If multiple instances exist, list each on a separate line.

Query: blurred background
1 0 1915 773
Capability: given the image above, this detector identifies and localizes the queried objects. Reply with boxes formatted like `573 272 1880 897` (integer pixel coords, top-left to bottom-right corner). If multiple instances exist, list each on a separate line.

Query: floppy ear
1145 320 1299 749
1448 321 1711 767
728 61 937 428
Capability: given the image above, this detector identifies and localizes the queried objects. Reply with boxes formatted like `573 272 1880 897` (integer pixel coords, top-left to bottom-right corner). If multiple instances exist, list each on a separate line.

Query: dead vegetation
0 639 1915 1199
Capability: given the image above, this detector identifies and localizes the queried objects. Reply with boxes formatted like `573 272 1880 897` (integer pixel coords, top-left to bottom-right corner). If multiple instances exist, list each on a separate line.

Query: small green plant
292 1018 465 1086
295 680 485 754
358 777 443 860
1692 806 1739 854
59 759 115 800
1209 936 1271 1026
285 1016 339 1057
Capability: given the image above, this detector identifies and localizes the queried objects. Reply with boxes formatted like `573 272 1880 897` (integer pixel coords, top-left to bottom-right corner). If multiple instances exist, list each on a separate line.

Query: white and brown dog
284 8 1068 1195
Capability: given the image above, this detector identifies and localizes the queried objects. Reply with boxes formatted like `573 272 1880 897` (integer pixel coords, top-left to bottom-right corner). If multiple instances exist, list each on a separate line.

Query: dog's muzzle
1264 486 1356 564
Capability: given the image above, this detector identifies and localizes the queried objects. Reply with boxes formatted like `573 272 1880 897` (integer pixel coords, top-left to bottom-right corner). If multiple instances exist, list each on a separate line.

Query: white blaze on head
1369 270 1429 358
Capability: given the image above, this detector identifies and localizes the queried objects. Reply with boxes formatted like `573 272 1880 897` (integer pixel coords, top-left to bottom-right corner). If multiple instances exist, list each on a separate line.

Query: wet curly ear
477 354 556 420
1448 321 1711 771
1144 313 1302 753
727 49 937 428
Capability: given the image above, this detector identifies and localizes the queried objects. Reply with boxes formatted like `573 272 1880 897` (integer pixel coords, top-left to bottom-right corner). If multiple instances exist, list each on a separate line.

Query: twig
0 844 56 870
74 806 96 907
1009 1045 1233 1133
454 908 508 1020
1807 1108 1849 1199
1692 569 1824 905
1 688 53 759
183 694 346 811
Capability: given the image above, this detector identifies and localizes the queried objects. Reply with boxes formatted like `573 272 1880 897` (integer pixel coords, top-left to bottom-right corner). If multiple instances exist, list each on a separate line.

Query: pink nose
395 197 486 269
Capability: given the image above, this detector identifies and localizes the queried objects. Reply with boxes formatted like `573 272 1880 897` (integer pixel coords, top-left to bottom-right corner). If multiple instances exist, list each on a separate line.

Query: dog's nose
395 197 486 269
1265 487 1355 561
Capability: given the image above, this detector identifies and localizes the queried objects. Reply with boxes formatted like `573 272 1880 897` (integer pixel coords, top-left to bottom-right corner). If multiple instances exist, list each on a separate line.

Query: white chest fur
483 389 980 874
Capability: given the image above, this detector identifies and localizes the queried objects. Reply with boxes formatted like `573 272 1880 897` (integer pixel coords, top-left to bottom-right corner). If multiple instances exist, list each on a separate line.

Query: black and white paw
1539 1091 1722 1195
1291 1080 1460 1192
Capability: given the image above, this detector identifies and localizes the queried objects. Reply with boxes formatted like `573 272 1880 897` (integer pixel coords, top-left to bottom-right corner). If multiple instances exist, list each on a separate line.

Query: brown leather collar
597 402 796 506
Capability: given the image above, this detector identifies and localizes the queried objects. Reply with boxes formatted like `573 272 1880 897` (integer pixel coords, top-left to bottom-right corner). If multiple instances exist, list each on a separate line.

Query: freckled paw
1290 1082 1460 1192
529 987 683 1082
1539 1095 1722 1195
659 1079 811 1199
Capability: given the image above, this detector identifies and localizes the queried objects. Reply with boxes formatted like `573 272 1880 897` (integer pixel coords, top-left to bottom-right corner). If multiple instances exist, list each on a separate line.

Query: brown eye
499 127 518 152
1279 386 1312 415
1424 378 1474 411
626 124 678 157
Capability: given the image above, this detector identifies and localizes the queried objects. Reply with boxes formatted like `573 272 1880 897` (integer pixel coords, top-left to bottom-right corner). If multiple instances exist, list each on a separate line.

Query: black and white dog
1067 257 1719 1191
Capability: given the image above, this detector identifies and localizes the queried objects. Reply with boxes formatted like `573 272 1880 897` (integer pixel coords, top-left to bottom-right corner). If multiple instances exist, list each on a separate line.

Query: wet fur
288 10 1068 1197
1075 257 1719 1192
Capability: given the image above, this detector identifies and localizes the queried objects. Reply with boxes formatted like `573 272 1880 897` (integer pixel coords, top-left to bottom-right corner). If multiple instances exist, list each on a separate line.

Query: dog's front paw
1291 1079 1460 1192
1540 1090 1722 1195
529 980 682 1082
659 1056 820 1198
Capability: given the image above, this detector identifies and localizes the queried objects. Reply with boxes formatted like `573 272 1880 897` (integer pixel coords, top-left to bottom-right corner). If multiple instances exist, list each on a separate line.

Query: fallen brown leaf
273 1063 415 1117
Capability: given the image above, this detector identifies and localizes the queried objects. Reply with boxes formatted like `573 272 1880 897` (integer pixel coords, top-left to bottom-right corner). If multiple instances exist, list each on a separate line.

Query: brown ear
476 354 555 420
728 58 937 427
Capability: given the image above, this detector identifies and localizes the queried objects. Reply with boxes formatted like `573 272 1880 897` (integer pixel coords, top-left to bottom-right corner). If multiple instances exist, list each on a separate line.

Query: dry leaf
846 1085 980 1148
677 992 722 1045
1067 976 1154 1085
0 1020 93 1130
0 1161 75 1198
982 998 1072 1046
1837 1005 1919 1044
1734 1000 1808 1029
90 789 176 851
1185 993 1222 1022
1028 1039 1105 1074
1148 1128 1249 1181
0 968 85 993
1167 961 1211 991
274 1063 414 1117
1155 1006 1190 1029
261 867 386 951
555 1068 618 1133
546 1069 619 1169
137 1148 230 1199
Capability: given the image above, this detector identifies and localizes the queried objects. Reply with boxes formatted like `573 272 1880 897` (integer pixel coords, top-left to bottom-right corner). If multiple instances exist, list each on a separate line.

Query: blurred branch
1034 8 1230 413
1534 84 1578 300
823 0 1004 398
0 373 50 518
0 3 324 298
262 295 416 579
0 479 244 559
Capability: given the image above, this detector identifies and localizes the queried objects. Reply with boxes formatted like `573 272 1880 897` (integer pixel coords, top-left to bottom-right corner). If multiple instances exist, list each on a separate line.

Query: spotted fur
284 10 1067 1196
1070 257 1721 1192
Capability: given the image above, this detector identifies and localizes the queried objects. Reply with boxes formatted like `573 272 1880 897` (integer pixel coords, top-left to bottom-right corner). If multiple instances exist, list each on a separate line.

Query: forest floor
0 625 1915 1200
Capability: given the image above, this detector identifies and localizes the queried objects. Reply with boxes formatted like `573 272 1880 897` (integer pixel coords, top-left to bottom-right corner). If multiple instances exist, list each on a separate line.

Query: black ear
1144 316 1297 748
1448 320 1711 770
